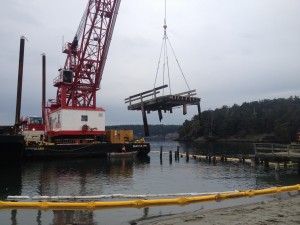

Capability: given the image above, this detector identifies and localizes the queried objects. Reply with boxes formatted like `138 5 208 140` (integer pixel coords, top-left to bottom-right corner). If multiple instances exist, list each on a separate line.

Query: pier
155 145 300 174
254 143 300 161
254 143 300 173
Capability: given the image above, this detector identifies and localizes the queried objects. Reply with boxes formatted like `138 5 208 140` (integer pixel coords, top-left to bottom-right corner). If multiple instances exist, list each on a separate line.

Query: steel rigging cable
153 0 191 95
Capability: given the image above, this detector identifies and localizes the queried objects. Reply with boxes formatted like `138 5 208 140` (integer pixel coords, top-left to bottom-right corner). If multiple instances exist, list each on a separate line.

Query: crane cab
21 116 45 145
53 69 73 86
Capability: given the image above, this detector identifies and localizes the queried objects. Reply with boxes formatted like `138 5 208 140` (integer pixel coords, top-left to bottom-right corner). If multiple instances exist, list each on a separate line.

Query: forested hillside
178 96 300 143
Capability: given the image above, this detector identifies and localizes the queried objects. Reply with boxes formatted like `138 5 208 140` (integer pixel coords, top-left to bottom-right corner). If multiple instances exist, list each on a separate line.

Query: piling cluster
158 146 300 174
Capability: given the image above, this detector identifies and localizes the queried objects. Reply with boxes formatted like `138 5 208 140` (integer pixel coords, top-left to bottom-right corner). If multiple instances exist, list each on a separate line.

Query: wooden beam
174 89 196 96
141 104 149 136
124 91 160 104
125 84 168 100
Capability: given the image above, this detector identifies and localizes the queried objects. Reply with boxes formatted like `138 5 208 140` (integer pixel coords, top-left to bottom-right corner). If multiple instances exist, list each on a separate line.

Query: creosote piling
158 145 299 174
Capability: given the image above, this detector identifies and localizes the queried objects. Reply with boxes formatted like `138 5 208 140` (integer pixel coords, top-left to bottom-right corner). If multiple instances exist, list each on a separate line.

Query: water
1 141 299 224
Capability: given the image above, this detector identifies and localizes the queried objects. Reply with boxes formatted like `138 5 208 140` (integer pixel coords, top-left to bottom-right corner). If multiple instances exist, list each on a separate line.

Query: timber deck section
125 85 201 136
254 143 300 162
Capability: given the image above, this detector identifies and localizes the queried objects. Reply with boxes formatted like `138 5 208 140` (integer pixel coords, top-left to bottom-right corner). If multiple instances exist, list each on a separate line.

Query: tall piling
42 54 46 126
14 36 26 134
141 104 149 136
186 150 189 162
160 146 163 164
175 146 180 161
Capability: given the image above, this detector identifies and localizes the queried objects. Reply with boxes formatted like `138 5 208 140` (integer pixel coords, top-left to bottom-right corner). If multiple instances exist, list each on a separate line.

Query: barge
24 142 149 160
22 116 150 160
1 2 150 162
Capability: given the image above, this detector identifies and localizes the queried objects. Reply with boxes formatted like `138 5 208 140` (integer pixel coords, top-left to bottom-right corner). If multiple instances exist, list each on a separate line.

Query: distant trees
178 96 300 143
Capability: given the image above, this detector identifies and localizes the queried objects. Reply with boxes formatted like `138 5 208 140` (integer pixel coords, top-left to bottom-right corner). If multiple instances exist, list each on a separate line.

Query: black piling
160 146 163 164
239 155 243 163
42 54 46 126
254 156 260 165
264 159 269 168
141 104 149 136
175 146 180 161
169 150 172 164
14 36 25 134
158 110 163 122
208 155 212 164
212 156 216 164
284 161 287 170
186 150 189 162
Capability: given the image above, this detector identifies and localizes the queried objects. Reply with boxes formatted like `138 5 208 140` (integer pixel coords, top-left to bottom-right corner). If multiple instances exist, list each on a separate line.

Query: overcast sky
0 0 299 126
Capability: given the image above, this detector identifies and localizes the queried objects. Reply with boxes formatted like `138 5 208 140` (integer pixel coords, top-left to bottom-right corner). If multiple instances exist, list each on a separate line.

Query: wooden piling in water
212 156 216 164
160 146 163 164
264 159 269 168
208 155 211 163
174 146 178 161
14 36 25 134
254 156 260 165
221 156 224 162
169 150 172 164
251 158 255 167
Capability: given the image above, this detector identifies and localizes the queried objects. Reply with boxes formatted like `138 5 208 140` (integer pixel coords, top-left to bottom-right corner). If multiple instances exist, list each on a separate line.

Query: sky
0 0 299 126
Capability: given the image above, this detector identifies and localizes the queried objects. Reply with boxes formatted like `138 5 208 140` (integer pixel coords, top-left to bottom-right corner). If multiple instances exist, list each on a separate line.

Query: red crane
45 0 122 141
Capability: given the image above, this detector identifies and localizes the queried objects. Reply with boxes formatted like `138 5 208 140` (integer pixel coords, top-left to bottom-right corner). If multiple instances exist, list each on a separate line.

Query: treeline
178 96 300 143
106 124 180 138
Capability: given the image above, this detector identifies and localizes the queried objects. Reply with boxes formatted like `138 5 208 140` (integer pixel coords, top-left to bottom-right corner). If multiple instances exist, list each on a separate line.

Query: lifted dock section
125 85 201 136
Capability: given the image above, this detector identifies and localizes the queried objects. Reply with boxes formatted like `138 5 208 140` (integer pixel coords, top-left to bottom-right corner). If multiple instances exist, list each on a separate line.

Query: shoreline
137 193 300 225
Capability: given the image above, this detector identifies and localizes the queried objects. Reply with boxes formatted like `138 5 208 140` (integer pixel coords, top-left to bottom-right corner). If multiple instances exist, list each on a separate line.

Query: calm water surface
1 141 299 224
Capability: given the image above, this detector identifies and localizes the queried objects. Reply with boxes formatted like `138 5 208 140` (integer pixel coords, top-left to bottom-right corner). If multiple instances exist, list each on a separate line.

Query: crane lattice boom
54 0 121 109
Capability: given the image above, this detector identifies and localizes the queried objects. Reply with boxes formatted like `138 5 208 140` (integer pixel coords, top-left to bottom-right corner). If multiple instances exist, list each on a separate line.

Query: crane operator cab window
29 117 43 125
61 69 73 83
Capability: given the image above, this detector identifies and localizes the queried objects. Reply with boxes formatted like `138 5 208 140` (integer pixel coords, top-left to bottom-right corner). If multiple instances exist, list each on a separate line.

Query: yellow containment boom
0 184 299 210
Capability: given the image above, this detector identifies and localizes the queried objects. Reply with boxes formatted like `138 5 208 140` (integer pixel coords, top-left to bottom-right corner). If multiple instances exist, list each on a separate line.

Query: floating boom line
3 184 300 210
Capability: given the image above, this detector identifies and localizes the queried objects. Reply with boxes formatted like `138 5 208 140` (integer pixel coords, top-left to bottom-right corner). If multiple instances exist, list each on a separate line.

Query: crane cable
153 0 191 94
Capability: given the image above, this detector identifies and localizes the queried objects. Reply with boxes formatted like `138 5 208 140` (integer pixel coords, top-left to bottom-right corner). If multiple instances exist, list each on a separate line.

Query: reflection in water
3 157 150 225
1 142 299 224
21 157 150 197
11 210 17 225
51 210 96 225
0 165 22 199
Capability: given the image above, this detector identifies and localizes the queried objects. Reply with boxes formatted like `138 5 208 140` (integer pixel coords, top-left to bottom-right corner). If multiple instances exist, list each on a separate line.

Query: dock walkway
254 143 300 162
